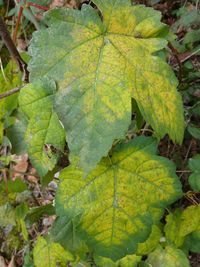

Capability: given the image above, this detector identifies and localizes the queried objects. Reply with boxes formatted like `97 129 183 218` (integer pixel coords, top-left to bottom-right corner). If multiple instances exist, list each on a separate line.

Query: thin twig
13 5 24 44
0 86 23 100
28 2 49 11
180 47 200 63
176 170 191 173
0 16 29 82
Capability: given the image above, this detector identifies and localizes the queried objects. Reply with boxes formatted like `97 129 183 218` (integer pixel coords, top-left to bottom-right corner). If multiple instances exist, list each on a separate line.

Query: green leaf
0 204 16 227
25 110 65 177
19 79 66 177
188 125 200 140
28 1 184 174
118 254 141 267
94 255 118 267
54 137 182 260
183 29 200 45
15 203 29 241
25 204 55 225
0 59 23 144
188 155 200 191
183 231 200 253
165 205 200 247
33 236 75 267
6 178 28 193
19 78 55 118
94 254 141 267
145 245 190 267
137 225 162 255
6 112 28 155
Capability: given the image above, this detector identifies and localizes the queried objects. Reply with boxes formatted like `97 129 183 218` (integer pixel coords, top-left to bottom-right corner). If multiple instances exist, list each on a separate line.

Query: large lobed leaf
28 0 184 174
53 137 182 260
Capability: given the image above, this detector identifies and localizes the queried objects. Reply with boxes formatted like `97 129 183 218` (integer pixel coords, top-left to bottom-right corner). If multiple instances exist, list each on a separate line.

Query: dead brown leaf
12 154 28 179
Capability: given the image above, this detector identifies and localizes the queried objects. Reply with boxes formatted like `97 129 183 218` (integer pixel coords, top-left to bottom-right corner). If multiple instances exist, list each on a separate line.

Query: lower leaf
54 136 182 260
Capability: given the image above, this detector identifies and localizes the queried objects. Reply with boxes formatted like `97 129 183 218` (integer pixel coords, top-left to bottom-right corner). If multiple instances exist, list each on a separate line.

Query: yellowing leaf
146 245 190 267
165 205 200 247
118 254 141 267
28 1 184 174
54 137 182 260
137 225 162 255
0 60 23 144
33 237 74 267
19 79 65 177
94 254 141 267
25 111 65 177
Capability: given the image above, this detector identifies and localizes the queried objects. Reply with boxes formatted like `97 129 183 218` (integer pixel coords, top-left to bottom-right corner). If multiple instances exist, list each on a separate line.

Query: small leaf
188 125 200 140
0 204 16 227
25 204 55 225
33 236 75 267
146 245 190 267
25 110 65 177
54 137 182 260
6 112 28 155
188 155 200 191
165 205 200 247
29 1 184 174
19 79 65 177
183 231 200 253
0 59 23 144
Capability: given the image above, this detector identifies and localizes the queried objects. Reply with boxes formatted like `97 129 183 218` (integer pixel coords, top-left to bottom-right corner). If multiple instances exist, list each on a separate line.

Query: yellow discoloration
56 137 182 260
29 0 184 174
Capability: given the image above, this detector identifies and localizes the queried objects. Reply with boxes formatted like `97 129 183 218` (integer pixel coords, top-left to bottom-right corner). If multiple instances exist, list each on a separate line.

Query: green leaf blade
28 1 184 173
33 237 74 267
19 79 65 177
55 137 182 260
146 245 190 267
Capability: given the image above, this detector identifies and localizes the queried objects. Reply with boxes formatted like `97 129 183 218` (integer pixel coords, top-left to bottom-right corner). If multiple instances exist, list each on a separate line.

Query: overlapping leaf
19 78 65 177
146 245 190 267
188 155 200 191
0 60 23 143
54 137 182 260
165 205 200 247
28 0 184 173
33 237 74 267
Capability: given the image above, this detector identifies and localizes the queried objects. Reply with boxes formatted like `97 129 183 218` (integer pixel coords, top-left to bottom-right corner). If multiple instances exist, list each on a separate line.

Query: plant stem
13 5 24 44
0 16 29 82
0 86 23 100
28 2 49 11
